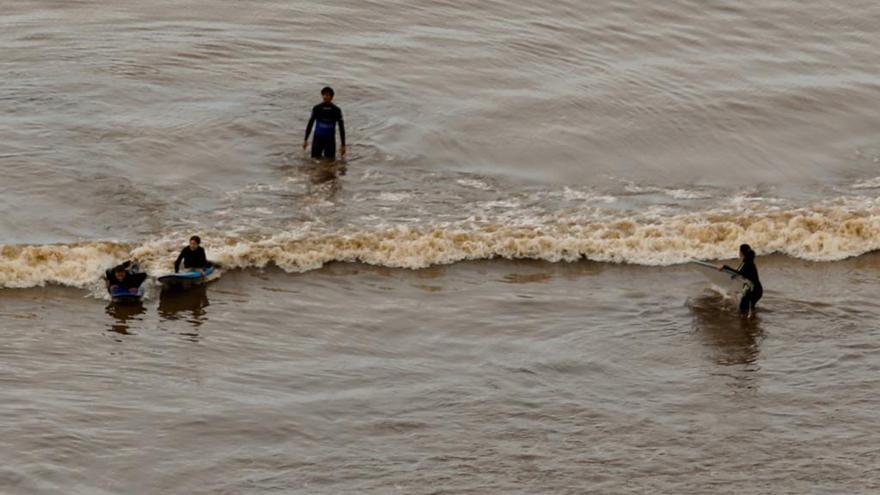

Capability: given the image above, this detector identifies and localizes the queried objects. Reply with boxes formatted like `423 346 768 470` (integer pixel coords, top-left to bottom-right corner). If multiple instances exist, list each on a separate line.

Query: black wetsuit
304 102 345 159
174 246 210 273
724 260 763 314
106 265 147 290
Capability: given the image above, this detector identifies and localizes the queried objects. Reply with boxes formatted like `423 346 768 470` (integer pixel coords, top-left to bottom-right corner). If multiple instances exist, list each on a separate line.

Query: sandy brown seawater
1 257 878 493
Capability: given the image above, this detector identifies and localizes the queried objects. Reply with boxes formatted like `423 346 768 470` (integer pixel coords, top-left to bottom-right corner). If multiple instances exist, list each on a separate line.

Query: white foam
666 189 711 200
4 199 880 289
377 192 413 202
852 177 880 189
623 183 661 194
456 179 492 191
479 199 520 209
562 187 617 203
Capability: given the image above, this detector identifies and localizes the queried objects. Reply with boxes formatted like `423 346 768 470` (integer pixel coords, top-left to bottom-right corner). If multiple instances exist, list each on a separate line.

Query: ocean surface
2 1 880 493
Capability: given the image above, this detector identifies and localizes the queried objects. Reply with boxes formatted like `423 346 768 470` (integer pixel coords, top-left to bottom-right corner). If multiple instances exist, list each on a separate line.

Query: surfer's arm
338 109 346 145
339 120 347 156
721 264 757 288
723 263 757 278
721 264 748 278
173 249 185 273
195 254 207 275
196 248 209 268
303 108 316 148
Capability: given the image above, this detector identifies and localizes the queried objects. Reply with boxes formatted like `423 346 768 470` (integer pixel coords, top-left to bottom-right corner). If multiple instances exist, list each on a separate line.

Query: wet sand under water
1 256 878 494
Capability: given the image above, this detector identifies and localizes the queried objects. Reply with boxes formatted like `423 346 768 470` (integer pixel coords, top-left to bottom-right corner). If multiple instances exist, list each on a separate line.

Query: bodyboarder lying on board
106 261 147 293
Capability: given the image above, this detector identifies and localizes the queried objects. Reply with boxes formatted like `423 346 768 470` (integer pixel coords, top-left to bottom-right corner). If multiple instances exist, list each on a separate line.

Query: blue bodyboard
110 285 145 302
158 266 218 288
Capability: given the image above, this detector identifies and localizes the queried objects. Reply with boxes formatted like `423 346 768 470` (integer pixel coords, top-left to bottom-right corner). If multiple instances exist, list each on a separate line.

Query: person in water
303 86 346 160
719 243 763 318
106 261 147 293
174 235 212 274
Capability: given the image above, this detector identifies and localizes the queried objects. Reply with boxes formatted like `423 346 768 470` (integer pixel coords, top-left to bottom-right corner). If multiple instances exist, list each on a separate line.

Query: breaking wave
2 200 879 289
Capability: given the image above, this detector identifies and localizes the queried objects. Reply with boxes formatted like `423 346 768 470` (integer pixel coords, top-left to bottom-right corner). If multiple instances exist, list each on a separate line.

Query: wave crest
3 203 879 289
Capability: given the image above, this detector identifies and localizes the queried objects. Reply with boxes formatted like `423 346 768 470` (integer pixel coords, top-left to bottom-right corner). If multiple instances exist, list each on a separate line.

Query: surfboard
109 285 145 303
690 260 752 300
158 266 220 290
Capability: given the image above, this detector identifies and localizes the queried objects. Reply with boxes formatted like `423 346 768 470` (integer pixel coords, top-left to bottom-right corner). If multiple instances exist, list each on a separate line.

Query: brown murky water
2 1 880 493
3 258 880 493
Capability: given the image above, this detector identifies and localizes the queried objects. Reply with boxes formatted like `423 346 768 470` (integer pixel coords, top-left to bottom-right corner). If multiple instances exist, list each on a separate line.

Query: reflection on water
159 286 210 331
689 292 764 368
304 160 346 197
105 302 146 336
501 271 553 284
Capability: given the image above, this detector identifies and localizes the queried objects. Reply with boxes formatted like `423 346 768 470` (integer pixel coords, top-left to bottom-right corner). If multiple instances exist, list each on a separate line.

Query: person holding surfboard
302 86 346 160
174 235 212 274
719 244 763 318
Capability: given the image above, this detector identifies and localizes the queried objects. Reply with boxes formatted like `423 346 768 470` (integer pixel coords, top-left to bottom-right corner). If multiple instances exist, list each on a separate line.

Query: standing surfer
719 244 763 318
303 86 346 160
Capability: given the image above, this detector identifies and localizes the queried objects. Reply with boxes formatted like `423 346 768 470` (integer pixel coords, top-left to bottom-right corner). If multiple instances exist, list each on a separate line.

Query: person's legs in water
750 286 763 318
739 287 763 317
739 290 750 315
311 137 336 160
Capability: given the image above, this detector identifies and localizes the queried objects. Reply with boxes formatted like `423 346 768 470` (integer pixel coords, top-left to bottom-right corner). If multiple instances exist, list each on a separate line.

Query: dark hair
190 235 201 244
321 86 334 97
114 265 127 273
739 243 755 262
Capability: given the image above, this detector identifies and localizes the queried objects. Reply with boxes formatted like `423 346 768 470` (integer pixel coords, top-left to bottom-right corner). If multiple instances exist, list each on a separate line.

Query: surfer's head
113 266 127 281
739 243 755 262
321 86 334 103
189 235 201 250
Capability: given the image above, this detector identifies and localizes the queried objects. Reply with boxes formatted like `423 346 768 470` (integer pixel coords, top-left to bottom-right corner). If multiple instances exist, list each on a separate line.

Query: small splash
456 179 492 191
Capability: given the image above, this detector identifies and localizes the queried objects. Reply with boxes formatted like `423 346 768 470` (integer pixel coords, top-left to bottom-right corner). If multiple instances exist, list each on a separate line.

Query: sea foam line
2 203 879 289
